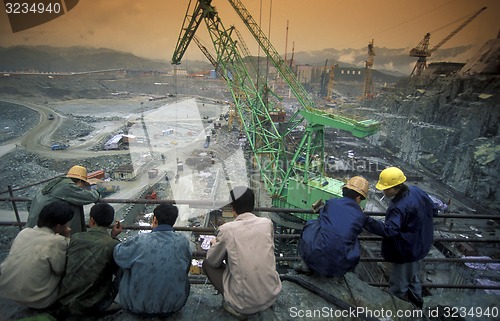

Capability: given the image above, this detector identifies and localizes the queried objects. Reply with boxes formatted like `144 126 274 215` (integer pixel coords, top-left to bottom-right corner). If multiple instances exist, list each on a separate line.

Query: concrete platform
1 272 422 321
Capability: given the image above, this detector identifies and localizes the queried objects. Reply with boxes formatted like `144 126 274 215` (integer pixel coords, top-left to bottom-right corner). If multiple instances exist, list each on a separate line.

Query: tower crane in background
410 6 487 77
172 0 379 222
319 60 338 102
192 35 225 80
361 39 375 99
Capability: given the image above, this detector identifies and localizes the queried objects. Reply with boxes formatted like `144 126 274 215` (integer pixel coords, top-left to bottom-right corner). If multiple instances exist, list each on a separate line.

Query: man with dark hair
296 176 370 277
365 167 437 308
58 203 122 315
152 203 178 226
113 204 192 317
0 201 73 309
229 186 254 213
27 165 100 233
203 186 282 319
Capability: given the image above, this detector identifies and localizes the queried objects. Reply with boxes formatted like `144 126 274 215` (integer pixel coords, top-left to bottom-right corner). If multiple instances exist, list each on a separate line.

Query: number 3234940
5 2 62 14
440 306 498 318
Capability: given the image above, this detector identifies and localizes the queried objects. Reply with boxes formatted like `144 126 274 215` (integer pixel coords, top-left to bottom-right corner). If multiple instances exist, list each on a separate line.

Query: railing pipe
0 197 498 219
0 221 498 244
273 256 500 264
7 186 22 231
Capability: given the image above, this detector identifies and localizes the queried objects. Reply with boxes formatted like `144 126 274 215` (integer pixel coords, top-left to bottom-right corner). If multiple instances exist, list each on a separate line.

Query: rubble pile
0 102 38 144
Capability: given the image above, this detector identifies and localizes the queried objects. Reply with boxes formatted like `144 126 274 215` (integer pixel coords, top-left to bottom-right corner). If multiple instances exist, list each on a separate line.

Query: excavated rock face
368 75 499 212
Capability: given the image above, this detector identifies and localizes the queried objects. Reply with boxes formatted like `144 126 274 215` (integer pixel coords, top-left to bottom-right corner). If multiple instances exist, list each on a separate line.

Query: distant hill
0 44 475 76
0 46 171 72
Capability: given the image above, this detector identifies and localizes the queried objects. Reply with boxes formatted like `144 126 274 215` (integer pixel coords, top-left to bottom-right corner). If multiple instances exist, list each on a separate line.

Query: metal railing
1 195 499 291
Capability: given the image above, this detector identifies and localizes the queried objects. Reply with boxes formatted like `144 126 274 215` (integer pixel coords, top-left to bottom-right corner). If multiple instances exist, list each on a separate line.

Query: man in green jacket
58 203 122 315
26 165 100 233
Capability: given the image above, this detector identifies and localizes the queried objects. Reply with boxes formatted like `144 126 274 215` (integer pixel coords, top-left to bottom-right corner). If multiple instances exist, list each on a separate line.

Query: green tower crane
172 0 380 221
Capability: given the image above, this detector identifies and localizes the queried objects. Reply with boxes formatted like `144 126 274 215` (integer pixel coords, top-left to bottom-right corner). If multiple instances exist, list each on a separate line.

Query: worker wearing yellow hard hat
296 176 370 277
26 165 100 234
375 166 407 191
365 166 437 308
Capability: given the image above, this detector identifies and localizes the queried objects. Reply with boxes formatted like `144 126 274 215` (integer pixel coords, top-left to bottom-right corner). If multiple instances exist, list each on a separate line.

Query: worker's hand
111 220 123 238
210 237 218 246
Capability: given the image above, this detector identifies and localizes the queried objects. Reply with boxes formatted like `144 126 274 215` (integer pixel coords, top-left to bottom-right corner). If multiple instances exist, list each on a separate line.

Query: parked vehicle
204 135 210 148
148 168 159 178
51 144 69 150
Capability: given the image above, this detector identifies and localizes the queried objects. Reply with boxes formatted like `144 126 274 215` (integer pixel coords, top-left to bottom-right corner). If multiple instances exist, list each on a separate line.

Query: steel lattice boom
172 0 380 220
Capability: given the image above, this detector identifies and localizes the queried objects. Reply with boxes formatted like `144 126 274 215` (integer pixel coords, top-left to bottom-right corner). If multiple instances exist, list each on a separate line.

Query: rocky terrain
363 74 500 213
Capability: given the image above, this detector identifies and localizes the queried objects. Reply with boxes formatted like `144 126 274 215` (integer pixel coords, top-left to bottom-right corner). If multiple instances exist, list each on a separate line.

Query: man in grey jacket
26 165 100 233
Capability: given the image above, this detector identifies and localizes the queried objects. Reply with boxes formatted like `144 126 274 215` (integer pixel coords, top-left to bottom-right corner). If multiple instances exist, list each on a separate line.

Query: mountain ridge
0 44 474 76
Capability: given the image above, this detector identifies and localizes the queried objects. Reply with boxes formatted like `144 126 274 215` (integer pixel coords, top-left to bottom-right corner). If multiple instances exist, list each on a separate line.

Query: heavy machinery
410 7 487 77
360 39 375 99
318 60 339 102
51 143 69 150
172 0 379 222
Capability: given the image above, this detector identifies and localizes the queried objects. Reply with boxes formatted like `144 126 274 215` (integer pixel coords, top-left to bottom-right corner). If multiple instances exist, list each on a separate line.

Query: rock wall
367 75 500 211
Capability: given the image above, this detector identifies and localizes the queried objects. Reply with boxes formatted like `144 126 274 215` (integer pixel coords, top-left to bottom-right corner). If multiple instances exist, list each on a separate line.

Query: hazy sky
1 0 499 63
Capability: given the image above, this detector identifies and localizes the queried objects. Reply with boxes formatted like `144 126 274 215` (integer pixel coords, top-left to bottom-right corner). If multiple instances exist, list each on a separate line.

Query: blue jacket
113 225 192 316
299 197 367 277
365 186 438 263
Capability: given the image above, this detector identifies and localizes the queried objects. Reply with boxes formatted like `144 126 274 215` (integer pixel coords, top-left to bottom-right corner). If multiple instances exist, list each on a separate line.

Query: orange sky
1 0 499 63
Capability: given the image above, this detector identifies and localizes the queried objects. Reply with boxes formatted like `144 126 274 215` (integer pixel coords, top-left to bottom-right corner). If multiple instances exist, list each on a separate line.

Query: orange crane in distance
361 39 375 99
318 59 338 102
410 6 487 77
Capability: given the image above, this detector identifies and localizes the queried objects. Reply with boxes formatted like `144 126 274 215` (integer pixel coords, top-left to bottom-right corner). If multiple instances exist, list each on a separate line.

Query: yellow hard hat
343 176 369 198
66 165 89 183
376 167 406 190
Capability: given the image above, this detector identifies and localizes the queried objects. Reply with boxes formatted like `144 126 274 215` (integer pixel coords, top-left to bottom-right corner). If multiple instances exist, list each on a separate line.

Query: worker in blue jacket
364 167 437 309
113 204 192 317
296 176 369 277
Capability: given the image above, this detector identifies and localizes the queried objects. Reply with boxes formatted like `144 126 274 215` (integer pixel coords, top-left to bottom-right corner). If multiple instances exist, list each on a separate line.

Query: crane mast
319 60 338 101
361 39 375 99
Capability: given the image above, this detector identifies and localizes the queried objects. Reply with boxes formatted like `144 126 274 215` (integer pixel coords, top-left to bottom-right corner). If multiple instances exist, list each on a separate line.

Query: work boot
293 260 312 275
